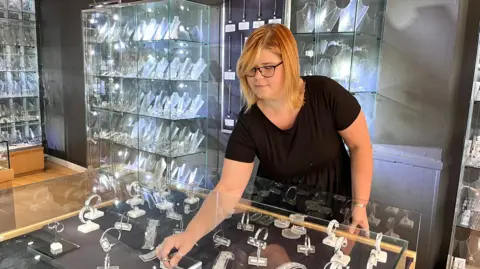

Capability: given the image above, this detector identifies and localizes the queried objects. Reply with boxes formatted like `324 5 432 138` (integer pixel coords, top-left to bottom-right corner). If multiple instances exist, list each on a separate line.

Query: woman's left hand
349 206 369 234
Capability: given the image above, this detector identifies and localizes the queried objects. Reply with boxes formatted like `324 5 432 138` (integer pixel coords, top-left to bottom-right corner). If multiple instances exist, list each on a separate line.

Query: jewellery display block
0 171 410 269
0 0 41 148
448 29 480 268
83 0 212 191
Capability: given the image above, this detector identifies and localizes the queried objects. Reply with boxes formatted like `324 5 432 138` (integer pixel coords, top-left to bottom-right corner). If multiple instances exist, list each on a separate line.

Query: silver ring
304 235 310 249
254 227 268 241
128 182 141 197
213 229 222 240
79 205 94 224
47 221 64 233
85 194 102 207
176 250 185 257
56 222 65 233
240 211 250 226
101 227 122 242
285 186 297 200
120 212 130 226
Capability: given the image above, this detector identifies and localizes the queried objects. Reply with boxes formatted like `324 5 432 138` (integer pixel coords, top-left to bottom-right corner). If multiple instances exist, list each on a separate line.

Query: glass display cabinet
0 0 41 149
448 28 480 269
83 0 211 192
0 171 414 269
220 0 385 136
289 0 386 138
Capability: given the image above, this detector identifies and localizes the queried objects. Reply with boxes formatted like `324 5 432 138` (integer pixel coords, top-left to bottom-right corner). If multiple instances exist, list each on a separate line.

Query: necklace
467 236 480 261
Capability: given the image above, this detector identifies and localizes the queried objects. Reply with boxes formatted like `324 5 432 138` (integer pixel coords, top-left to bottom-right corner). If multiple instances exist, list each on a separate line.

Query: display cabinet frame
448 26 480 269
83 0 212 193
0 170 414 269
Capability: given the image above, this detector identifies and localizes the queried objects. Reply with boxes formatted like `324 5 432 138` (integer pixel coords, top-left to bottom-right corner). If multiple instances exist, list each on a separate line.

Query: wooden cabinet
10 147 44 176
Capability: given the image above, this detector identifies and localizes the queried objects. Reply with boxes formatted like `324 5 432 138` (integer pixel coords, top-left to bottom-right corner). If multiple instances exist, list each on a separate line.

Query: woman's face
246 49 285 101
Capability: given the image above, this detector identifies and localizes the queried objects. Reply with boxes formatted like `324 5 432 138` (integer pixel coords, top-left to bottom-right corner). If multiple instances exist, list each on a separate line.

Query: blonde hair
236 24 303 112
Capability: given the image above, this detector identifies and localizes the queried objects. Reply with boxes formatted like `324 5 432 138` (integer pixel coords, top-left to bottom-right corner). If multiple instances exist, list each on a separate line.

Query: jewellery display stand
0 0 41 148
83 0 211 193
0 171 411 269
448 28 480 269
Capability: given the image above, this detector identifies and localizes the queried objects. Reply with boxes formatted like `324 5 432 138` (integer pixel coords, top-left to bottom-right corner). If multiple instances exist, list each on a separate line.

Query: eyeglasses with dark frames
246 62 283 78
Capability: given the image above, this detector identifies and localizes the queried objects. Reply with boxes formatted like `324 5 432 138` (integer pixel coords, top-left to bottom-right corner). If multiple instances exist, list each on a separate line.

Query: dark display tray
0 189 403 269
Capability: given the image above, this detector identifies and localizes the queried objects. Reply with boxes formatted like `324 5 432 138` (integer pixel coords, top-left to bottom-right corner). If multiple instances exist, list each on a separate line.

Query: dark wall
39 0 92 167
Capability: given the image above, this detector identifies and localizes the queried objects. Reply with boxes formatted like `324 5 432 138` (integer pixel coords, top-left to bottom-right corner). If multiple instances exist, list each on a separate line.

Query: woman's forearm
350 145 373 204
184 186 243 242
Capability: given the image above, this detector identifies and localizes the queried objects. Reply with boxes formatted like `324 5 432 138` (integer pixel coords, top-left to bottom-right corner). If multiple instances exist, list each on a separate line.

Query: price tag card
253 20 265 29
225 24 236 33
224 72 236 80
268 18 282 24
238 21 250 31
224 119 235 127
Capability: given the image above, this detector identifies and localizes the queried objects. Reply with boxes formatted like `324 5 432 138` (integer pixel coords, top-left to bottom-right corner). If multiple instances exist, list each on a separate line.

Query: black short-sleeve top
225 76 361 197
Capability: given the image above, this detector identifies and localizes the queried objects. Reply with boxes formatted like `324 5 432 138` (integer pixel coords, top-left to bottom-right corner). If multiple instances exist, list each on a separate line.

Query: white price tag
224 119 235 127
225 24 236 33
238 21 250 31
268 18 282 24
253 20 265 29
224 71 236 80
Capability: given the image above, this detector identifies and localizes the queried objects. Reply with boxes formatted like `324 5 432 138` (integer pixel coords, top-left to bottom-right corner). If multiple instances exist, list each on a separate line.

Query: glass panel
314 33 355 89
351 34 380 93
215 187 409 268
0 1 40 149
0 171 409 269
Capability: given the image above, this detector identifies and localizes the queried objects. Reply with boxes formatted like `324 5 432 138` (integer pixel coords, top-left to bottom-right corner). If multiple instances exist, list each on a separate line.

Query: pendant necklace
467 235 480 261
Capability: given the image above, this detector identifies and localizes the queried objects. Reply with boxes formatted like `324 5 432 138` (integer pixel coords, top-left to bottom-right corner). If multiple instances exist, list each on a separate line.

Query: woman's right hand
156 231 198 269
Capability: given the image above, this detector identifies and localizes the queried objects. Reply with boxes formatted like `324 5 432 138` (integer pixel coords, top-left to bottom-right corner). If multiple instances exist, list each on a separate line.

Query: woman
157 23 372 268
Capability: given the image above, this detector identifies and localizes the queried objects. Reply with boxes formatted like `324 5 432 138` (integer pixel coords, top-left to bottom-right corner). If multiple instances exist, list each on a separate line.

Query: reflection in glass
338 0 369 32
315 0 341 33
295 2 316 33
316 58 331 77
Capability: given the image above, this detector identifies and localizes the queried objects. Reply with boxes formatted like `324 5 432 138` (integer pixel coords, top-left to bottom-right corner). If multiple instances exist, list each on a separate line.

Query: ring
176 250 185 257
161 257 169 262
